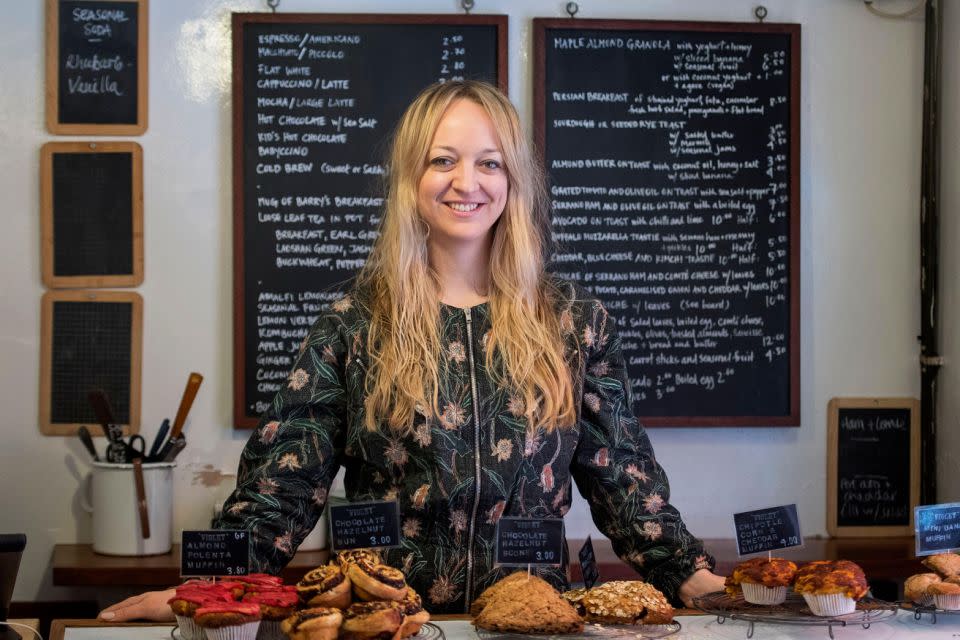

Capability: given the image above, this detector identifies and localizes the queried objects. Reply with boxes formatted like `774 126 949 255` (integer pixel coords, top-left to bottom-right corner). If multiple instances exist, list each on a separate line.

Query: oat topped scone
580 581 674 625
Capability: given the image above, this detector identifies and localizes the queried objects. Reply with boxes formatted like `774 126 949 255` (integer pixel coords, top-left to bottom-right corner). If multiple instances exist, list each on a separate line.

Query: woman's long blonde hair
356 80 575 434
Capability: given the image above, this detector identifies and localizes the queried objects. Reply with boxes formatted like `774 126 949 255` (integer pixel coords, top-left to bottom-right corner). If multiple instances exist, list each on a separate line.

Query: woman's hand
677 569 726 608
98 589 177 622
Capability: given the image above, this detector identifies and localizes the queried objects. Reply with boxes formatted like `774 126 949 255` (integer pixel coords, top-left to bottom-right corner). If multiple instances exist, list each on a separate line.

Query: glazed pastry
579 581 674 625
296 563 352 608
472 574 583 634
725 557 798 605
168 584 237 640
793 560 868 617
347 560 408 601
904 573 941 605
337 549 381 572
280 607 343 640
340 600 405 640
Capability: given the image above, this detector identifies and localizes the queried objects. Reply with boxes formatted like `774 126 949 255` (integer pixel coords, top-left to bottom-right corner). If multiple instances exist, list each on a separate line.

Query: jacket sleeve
216 310 349 573
570 300 715 605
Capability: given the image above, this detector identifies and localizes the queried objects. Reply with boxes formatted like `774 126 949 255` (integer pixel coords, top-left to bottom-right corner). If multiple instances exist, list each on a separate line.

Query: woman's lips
445 202 484 216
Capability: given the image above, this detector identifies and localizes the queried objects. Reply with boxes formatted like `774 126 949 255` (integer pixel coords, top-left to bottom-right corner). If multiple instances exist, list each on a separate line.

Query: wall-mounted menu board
41 142 144 288
827 397 919 537
233 13 507 427
534 19 800 426
39 290 142 436
45 0 148 135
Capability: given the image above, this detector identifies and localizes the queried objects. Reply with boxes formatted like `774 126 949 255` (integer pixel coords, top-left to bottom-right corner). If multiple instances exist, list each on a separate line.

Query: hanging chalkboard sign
45 0 148 135
232 13 507 427
827 397 919 537
41 142 144 288
534 19 800 426
40 290 142 436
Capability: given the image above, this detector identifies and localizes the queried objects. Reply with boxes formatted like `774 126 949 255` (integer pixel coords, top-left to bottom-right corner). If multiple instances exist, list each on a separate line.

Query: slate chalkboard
328 499 400 551
733 504 802 556
915 503 960 556
181 530 251 578
495 517 564 567
827 398 919 537
534 19 800 426
45 0 147 134
41 142 144 288
232 13 507 427
39 290 142 436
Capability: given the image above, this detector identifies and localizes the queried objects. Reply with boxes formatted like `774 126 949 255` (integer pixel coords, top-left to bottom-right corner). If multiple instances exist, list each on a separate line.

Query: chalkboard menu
534 19 800 426
39 290 142 436
233 13 506 427
827 397 919 537
45 0 148 134
41 142 144 288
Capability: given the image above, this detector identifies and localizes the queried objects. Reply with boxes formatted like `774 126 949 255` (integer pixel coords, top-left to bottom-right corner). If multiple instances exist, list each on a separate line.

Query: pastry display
904 572 941 606
928 579 960 611
296 564 353 609
472 573 583 634
578 580 673 625
725 557 797 605
793 560 868 617
281 608 344 640
194 601 263 640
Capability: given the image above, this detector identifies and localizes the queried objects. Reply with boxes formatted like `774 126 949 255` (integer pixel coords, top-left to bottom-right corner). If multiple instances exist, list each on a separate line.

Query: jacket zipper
463 307 482 612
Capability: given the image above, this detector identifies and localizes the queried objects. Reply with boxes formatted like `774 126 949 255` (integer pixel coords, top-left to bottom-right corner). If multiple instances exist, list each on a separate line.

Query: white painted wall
0 0 951 605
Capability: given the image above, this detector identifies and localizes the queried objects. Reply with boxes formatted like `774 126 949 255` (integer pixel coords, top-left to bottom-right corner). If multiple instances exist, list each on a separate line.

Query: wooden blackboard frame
232 13 508 428
39 289 142 436
45 0 149 135
826 397 920 537
533 18 801 427
40 141 144 288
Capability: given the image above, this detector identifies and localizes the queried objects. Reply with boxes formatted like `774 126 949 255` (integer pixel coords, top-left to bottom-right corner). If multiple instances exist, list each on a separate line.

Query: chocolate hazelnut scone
472 574 583 634
280 607 343 640
470 571 530 616
297 563 353 608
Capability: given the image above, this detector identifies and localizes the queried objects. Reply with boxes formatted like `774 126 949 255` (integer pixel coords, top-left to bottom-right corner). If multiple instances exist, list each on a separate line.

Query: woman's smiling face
417 98 508 253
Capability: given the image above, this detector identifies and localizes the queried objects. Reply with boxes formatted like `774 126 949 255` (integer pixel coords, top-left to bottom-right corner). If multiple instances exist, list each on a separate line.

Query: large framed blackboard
39 290 142 436
45 0 148 135
534 19 800 426
827 397 919 537
40 142 144 288
233 13 507 427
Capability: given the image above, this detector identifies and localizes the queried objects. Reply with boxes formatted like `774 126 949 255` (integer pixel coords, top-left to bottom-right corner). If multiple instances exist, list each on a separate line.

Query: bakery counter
49 614 960 639
53 536 922 589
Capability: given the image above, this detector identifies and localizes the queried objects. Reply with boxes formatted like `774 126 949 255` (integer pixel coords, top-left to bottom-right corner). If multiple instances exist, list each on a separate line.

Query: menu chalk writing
46 0 147 134
916 503 960 556
233 14 506 427
495 517 564 566
181 530 250 577
329 499 401 551
734 504 801 556
827 398 919 536
578 536 599 589
534 19 800 426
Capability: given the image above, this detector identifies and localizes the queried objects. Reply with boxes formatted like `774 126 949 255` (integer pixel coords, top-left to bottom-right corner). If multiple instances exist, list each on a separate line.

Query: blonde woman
99 80 723 621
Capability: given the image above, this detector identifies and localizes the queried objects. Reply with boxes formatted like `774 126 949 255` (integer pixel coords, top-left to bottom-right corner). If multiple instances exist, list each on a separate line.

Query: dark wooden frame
533 18 801 427
39 290 142 436
45 0 149 135
40 141 144 288
826 397 920 537
232 13 508 428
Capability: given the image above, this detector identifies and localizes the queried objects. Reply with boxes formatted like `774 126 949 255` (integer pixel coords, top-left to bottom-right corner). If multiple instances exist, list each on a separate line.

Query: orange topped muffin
725 557 797 605
793 560 868 616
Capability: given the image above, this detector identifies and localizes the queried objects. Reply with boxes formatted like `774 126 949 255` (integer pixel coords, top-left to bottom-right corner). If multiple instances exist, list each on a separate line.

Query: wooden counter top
53 536 924 587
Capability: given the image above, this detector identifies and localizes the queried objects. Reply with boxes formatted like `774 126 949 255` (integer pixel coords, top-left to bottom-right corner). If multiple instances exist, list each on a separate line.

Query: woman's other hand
677 569 726 608
98 589 177 622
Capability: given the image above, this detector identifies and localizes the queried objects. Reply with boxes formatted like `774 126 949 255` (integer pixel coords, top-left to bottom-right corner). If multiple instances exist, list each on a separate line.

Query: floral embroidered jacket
217 279 714 613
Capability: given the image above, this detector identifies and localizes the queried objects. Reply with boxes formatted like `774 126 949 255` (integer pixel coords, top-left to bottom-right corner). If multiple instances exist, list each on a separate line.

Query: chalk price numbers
495 517 564 567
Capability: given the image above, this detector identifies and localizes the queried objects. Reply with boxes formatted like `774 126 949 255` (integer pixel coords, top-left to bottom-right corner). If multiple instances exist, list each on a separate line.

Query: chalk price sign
329 499 400 551
495 517 564 567
734 504 802 556
915 502 960 556
181 530 250 577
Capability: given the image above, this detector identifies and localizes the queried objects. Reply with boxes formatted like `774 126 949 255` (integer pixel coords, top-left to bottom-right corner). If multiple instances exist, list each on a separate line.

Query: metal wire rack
899 600 960 624
693 591 897 639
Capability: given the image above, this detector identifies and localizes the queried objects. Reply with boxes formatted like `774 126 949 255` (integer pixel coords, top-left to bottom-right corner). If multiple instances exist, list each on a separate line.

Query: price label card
733 504 802 556
495 517 564 567
329 499 401 551
181 530 250 577
578 536 599 589
916 502 960 556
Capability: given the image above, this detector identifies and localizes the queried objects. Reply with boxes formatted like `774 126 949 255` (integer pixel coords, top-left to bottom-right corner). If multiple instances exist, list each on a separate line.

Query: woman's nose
451 164 478 192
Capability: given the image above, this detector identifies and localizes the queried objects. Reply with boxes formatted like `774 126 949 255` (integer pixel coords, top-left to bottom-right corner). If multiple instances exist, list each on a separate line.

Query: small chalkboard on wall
41 142 143 288
39 290 142 436
827 397 919 537
45 0 148 135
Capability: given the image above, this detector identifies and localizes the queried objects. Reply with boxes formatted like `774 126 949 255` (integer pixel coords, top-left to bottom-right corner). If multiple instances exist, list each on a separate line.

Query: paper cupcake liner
175 614 204 640
204 620 261 640
933 593 960 611
912 594 935 607
741 583 787 605
801 592 857 617
255 620 285 640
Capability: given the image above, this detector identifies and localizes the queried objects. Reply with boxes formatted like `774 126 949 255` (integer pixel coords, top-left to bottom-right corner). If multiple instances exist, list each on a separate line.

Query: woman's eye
481 160 502 170
430 157 453 168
